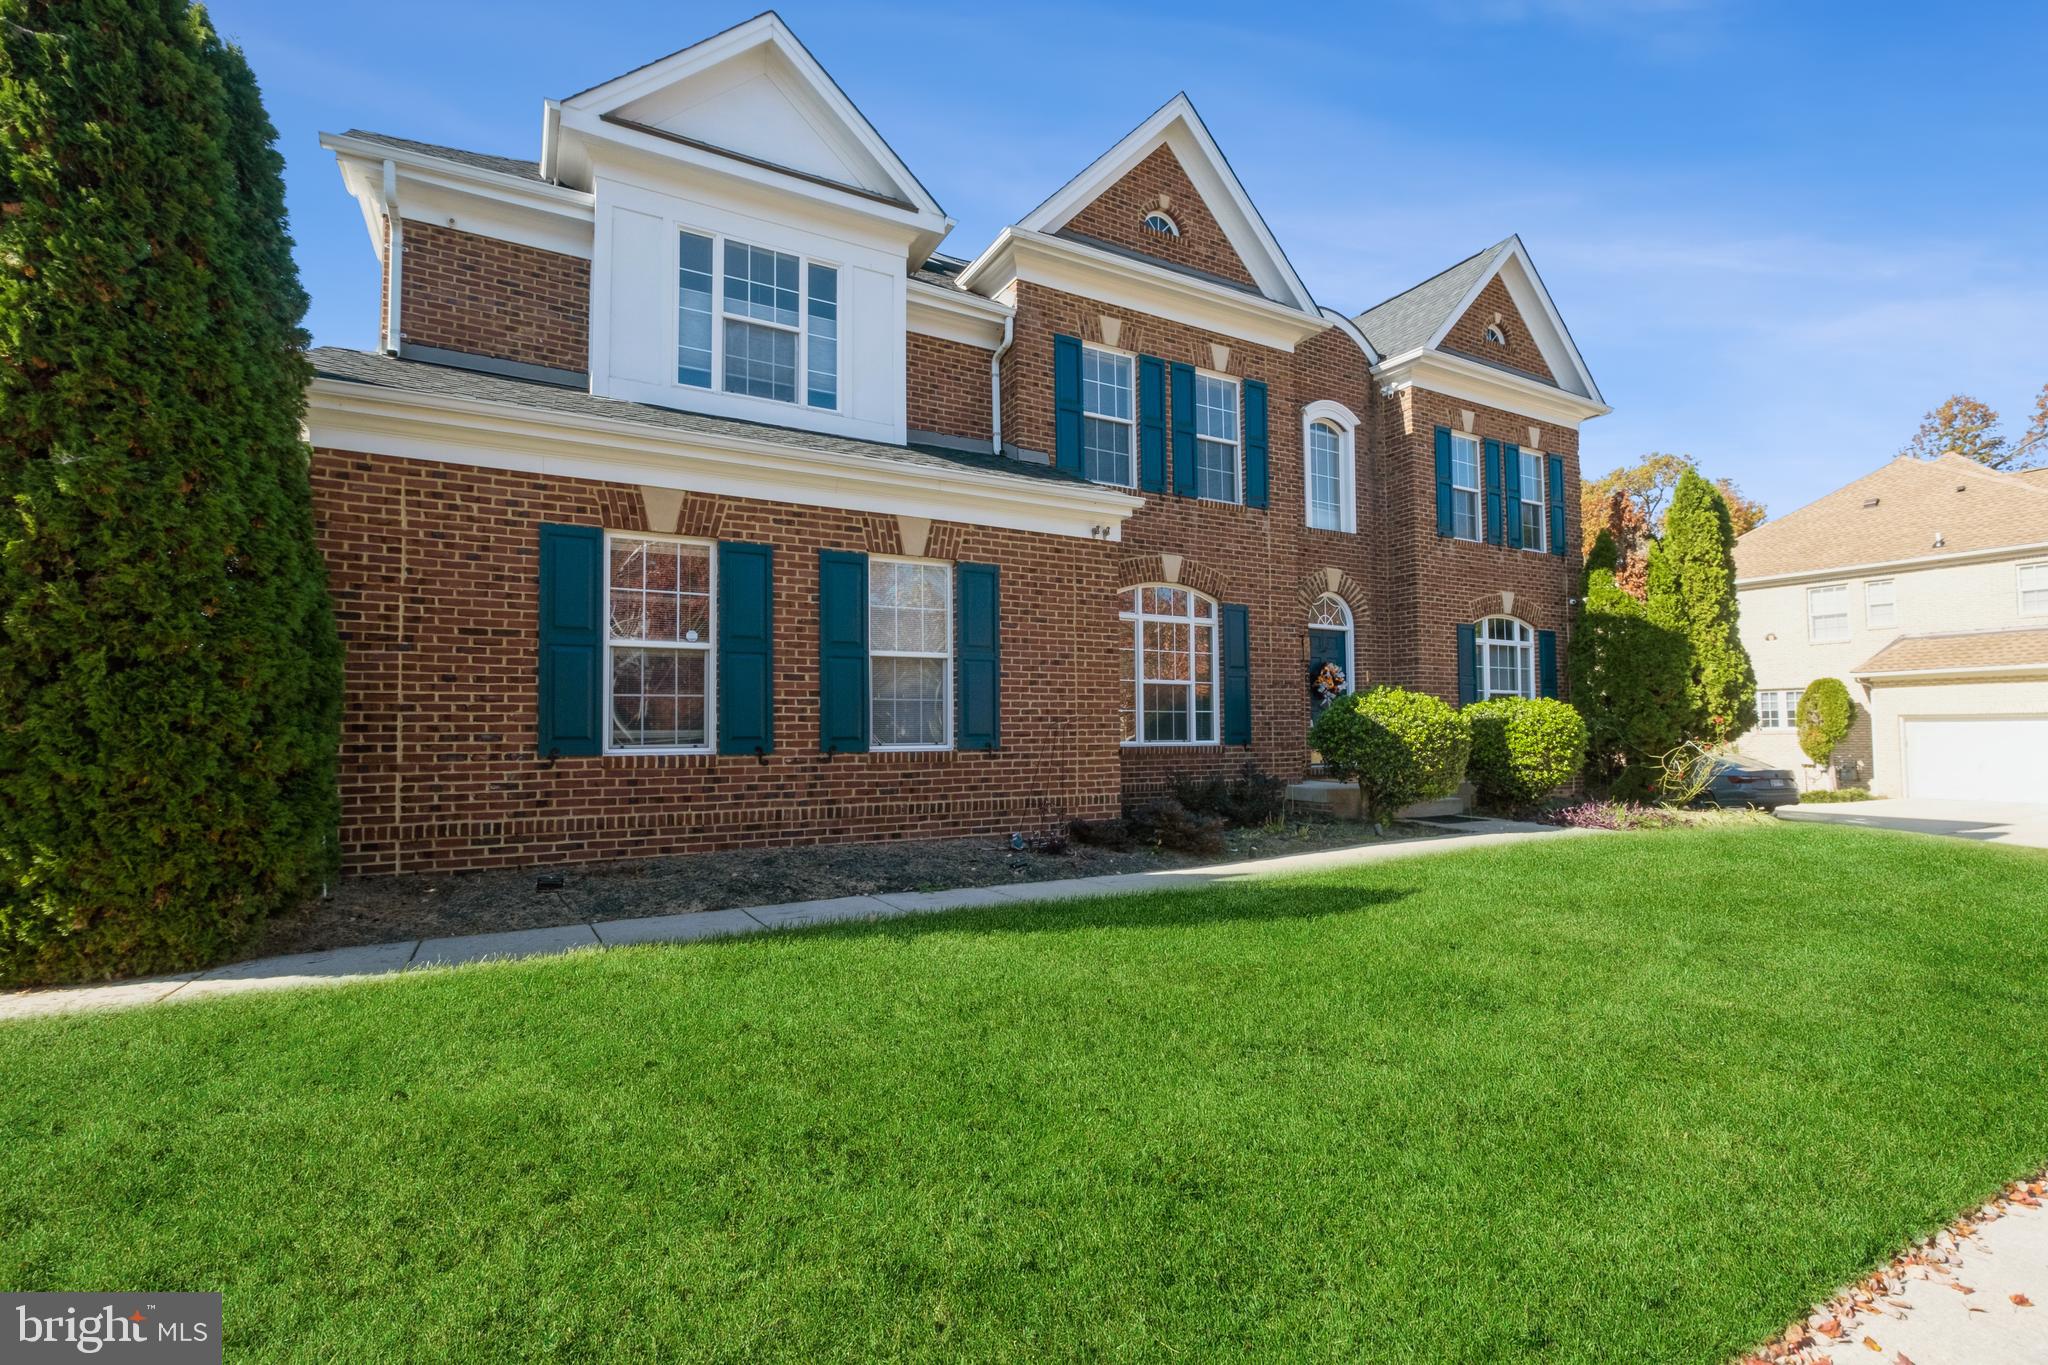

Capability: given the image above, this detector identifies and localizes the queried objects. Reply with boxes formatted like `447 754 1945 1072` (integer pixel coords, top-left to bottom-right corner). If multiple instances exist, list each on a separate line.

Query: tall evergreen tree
1571 549 1691 797
1645 471 1758 741
0 0 341 984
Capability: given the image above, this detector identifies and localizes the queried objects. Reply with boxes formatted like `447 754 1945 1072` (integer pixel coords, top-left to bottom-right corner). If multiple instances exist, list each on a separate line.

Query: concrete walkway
1 819 1566 1023
1779 798 2048 849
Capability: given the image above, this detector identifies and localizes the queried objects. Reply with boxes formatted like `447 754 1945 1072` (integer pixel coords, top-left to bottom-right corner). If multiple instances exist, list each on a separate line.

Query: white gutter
1736 539 2048 588
990 312 1015 456
380 159 402 355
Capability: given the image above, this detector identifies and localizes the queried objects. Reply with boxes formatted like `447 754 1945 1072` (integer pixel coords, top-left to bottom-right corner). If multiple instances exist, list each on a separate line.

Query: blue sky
207 0 2048 518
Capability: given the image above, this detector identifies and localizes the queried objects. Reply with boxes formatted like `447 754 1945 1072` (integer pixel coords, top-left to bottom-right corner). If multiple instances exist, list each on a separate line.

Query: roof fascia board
305 380 1141 541
1854 661 2048 680
1420 236 1604 405
907 280 1011 348
1736 540 2048 588
1319 306 1381 365
321 133 590 212
1375 348 1610 426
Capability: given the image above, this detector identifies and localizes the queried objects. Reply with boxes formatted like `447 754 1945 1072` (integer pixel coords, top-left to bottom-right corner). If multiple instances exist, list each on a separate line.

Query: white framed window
2021 562 2048 617
1141 211 1180 238
605 532 714 753
1477 615 1535 699
1302 400 1359 533
1449 432 1481 541
869 558 952 750
1193 373 1241 503
1807 583 1850 643
1519 449 1547 552
1864 578 1896 629
1080 345 1135 488
1120 585 1218 746
1756 687 1803 731
677 229 838 410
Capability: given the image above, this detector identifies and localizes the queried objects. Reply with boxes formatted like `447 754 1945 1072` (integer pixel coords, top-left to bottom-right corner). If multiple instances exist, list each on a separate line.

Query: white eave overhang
906 279 1011 348
1735 540 2048 589
321 131 595 259
957 228 1328 352
1853 660 2048 681
304 378 1142 542
1373 347 1610 427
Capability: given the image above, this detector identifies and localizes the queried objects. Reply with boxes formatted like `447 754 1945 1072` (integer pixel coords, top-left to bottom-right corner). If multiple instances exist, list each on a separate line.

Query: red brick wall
311 449 1122 875
906 331 993 442
1061 145 1258 289
998 281 1381 798
1442 276 1556 384
398 220 589 373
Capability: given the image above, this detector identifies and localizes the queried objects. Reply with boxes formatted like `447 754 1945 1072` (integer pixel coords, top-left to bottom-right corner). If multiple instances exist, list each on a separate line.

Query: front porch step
1285 780 1470 823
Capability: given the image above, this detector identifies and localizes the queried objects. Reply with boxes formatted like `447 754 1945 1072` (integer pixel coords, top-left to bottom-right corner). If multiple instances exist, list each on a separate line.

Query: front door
1308 626 1348 721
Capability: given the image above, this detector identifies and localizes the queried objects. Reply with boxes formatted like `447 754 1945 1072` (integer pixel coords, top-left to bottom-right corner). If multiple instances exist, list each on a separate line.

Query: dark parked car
1694 755 1801 809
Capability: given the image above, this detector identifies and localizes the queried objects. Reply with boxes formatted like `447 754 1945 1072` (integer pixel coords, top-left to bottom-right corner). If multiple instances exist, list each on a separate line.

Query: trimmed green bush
1796 679 1855 769
0 1 342 985
1309 687 1471 827
1464 698 1589 811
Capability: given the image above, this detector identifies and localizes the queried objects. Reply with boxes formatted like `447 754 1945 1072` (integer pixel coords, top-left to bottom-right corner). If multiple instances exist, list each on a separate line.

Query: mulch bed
252 815 1447 960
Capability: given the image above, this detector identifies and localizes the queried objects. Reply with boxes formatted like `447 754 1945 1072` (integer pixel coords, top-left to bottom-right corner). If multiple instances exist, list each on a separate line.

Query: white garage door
1903 717 2048 803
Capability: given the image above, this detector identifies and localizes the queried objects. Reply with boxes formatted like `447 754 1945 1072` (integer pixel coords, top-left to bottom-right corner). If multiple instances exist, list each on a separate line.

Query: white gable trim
1376 348 1610 427
1424 235 1604 405
556 13 945 226
1013 94 1317 316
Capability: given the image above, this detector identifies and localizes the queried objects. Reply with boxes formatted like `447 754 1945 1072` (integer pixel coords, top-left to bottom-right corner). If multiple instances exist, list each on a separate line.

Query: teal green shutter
717 541 774 755
1434 427 1454 536
537 523 603 757
1538 630 1559 699
1053 334 1083 476
1137 355 1166 492
1547 455 1567 557
1503 442 1523 549
1242 379 1268 508
1221 604 1251 745
818 550 869 753
1483 439 1504 545
1456 623 1478 706
1171 362 1197 496
956 562 1000 750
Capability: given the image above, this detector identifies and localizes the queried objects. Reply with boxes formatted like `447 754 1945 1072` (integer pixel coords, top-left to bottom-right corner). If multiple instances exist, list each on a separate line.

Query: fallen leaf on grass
1816 1317 1843 1338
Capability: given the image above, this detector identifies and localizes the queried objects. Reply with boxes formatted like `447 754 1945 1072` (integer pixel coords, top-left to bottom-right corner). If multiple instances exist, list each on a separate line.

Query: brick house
309 13 1610 875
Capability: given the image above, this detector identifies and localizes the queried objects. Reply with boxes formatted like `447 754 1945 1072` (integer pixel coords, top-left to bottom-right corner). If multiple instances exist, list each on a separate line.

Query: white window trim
1863 578 1896 629
1517 447 1548 554
1757 687 1803 732
1141 210 1181 238
677 226 841 413
1308 594 1356 694
1807 583 1850 643
1449 431 1482 542
1080 341 1137 490
2019 562 2048 618
1476 614 1536 700
1301 399 1359 533
868 554 955 753
602 529 717 757
1192 368 1242 505
1120 584 1221 748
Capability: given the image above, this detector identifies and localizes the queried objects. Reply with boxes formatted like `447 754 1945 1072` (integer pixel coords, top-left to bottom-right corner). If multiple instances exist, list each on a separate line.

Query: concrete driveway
1778 798 2048 849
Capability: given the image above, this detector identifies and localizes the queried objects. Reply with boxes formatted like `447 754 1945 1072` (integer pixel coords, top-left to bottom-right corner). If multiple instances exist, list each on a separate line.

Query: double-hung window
1120 586 1217 745
2021 563 2048 617
677 230 838 410
1864 579 1896 629
1080 346 1134 487
1519 449 1547 551
1307 420 1344 530
606 534 713 751
1193 374 1240 503
869 559 951 749
1477 616 1535 699
1756 688 1802 731
1449 432 1481 541
1807 584 1850 643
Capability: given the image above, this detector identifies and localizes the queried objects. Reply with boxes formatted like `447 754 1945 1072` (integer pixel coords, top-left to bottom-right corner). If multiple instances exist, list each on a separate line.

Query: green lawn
5 823 2046 1361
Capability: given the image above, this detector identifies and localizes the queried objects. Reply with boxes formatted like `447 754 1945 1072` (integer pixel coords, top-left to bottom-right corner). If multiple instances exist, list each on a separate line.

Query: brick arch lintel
1297 567 1373 626
1465 590 1527 623
1116 552 1227 602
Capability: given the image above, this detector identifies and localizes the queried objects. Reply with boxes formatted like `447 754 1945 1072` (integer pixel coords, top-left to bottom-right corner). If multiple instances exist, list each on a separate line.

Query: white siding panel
607 206 668 387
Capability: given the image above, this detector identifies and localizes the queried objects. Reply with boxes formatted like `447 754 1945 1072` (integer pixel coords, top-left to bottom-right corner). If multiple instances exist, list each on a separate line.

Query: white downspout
989 312 1015 457
381 159 403 355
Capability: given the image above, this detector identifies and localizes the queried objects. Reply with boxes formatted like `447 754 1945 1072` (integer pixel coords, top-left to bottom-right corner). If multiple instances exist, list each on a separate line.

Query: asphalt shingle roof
307 348 1091 490
1855 626 2048 677
1353 238 1514 359
339 130 547 183
1733 453 2048 579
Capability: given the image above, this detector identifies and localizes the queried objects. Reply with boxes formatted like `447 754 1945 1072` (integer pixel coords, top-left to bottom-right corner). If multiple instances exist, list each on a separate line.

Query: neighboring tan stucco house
1732 455 2048 801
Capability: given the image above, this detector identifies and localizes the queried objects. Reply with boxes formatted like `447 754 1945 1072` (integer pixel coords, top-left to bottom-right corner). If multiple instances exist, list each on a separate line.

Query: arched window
1483 323 1508 346
1141 210 1181 238
1308 594 1354 718
1478 616 1536 699
1301 400 1359 533
1120 585 1217 745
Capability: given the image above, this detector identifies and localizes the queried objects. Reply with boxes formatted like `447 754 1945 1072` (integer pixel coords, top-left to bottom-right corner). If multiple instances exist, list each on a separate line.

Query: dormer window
1141 211 1180 238
677 229 838 410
